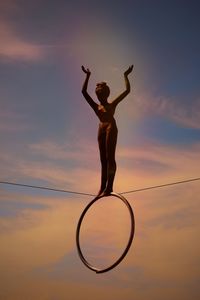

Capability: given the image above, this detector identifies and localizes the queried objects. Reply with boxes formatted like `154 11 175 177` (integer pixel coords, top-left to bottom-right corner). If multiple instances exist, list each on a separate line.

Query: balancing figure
81 65 133 197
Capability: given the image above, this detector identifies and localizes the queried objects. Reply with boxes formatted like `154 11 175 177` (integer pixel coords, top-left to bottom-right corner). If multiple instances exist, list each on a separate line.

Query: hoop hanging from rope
76 192 135 273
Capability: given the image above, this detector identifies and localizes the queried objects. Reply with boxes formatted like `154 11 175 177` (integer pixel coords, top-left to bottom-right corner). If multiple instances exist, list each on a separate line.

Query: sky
0 0 200 299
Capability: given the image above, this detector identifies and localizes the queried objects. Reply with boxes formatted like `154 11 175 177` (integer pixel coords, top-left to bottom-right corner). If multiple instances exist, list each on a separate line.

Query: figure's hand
124 65 134 77
81 65 91 75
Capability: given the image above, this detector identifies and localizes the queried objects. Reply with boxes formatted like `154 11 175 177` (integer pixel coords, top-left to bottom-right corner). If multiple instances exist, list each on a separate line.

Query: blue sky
0 0 200 299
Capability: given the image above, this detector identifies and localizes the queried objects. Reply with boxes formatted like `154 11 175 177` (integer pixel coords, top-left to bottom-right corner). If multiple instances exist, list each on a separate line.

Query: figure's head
95 82 110 103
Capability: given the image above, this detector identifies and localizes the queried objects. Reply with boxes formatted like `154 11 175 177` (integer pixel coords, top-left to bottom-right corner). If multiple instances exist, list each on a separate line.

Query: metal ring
76 192 135 273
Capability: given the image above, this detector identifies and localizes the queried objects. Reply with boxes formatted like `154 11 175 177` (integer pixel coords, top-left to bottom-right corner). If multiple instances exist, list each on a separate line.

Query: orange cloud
1 179 199 299
1 138 200 196
0 192 81 270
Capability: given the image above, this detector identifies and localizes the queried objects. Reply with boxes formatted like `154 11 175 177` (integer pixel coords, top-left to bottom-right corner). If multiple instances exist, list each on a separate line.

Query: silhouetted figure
81 65 133 196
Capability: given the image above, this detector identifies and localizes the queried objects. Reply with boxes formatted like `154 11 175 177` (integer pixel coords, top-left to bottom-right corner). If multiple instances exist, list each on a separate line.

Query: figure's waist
99 119 117 128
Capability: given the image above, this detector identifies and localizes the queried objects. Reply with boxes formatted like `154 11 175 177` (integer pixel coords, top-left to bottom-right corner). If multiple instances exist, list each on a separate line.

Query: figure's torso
96 102 116 123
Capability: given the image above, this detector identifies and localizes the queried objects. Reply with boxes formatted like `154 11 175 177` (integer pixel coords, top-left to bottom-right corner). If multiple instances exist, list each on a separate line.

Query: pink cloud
29 139 98 162
0 20 44 62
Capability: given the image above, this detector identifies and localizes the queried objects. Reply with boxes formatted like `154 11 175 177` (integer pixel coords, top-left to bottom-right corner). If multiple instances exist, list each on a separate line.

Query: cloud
0 20 44 62
1 137 200 195
29 139 98 162
134 91 200 129
1 179 199 299
0 195 80 274
0 138 200 300
0 138 100 195
116 141 200 193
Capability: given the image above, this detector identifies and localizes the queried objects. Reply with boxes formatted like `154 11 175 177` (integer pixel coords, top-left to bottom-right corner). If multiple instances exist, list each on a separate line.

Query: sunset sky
0 0 200 299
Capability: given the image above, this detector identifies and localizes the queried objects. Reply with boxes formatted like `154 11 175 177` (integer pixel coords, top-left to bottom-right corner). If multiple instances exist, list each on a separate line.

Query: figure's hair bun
95 82 110 98
96 82 107 87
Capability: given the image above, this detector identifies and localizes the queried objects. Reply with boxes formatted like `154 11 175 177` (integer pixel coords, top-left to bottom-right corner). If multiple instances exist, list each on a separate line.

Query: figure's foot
99 188 112 197
96 188 105 198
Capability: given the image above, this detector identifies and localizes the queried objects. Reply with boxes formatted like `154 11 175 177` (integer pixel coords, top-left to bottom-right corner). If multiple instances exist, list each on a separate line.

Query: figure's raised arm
112 65 133 107
81 66 98 112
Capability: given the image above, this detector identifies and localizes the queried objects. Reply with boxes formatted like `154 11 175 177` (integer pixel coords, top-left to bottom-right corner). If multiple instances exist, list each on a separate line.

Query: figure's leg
103 125 118 195
97 127 107 196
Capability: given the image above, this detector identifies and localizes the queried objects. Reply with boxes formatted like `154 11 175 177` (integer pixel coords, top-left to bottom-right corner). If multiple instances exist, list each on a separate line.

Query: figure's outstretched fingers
128 65 133 73
124 65 134 76
81 65 86 72
81 66 91 74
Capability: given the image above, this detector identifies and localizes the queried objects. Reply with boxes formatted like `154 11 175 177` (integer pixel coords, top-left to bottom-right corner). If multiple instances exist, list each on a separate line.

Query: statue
81 65 133 197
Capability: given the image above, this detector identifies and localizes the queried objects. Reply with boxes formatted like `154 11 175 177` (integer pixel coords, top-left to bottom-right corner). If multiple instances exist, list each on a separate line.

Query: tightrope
0 177 200 197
